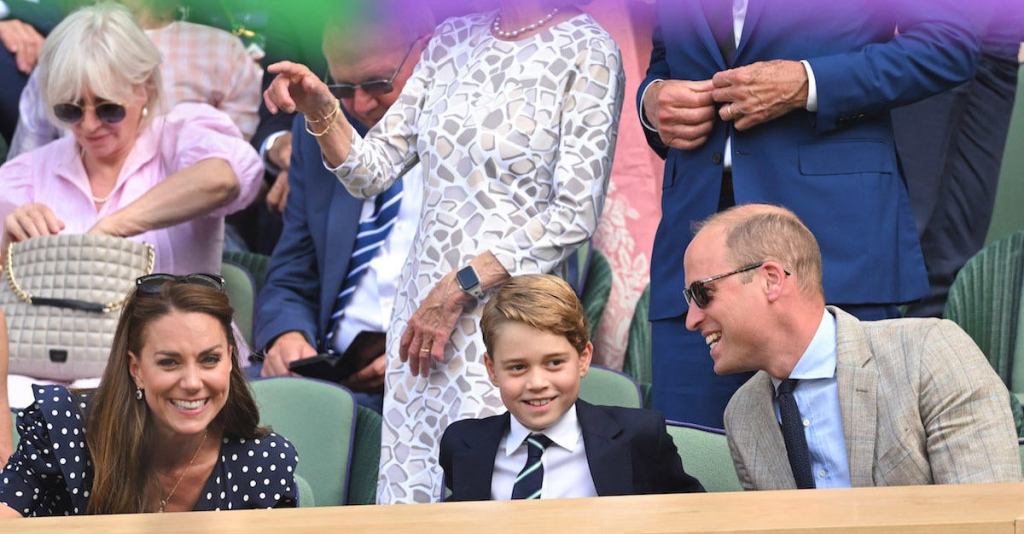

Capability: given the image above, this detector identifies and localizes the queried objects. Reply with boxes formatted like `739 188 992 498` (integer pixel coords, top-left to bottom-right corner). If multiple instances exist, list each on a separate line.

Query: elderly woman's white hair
38 2 163 126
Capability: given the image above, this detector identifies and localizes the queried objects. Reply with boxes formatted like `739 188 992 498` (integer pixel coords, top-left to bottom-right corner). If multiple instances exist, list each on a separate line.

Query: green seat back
346 406 381 504
1019 438 1024 472
250 378 357 506
944 229 1024 390
623 284 652 406
294 474 315 507
222 251 272 296
581 249 612 339
9 410 17 451
221 261 255 346
579 365 642 409
665 421 742 492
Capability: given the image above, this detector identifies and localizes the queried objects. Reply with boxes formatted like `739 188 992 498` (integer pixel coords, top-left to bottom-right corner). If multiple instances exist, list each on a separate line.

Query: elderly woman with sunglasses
0 3 261 274
0 274 299 516
265 0 624 503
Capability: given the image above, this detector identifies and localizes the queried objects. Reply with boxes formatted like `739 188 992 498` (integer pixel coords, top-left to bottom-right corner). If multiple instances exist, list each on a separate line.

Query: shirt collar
504 404 582 456
771 308 837 391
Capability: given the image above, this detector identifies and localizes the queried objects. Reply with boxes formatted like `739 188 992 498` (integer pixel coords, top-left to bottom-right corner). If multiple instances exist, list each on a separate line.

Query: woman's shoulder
430 12 492 47
559 13 621 53
221 432 297 469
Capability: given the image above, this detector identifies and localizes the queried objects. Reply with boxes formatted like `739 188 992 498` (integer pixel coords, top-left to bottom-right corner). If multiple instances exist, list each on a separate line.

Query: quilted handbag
1 234 155 380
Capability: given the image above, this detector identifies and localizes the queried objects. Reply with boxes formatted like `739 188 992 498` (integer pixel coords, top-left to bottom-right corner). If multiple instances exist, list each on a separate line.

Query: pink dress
0 103 263 275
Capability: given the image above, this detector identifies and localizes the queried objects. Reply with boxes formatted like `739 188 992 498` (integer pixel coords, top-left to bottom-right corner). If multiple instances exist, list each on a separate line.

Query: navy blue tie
777 379 815 489
511 434 553 500
325 179 403 346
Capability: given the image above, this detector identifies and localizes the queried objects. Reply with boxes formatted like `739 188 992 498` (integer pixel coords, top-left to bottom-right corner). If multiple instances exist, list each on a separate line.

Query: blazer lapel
745 374 797 489
453 413 508 501
734 0 765 62
831 306 878 487
577 400 632 496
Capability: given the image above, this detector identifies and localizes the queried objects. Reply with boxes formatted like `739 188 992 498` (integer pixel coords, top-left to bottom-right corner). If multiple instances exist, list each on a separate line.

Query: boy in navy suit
439 275 704 501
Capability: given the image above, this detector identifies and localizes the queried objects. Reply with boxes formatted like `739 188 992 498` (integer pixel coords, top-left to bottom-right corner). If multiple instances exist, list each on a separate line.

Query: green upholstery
665 421 742 492
222 251 272 296
581 249 612 339
1019 438 1024 472
579 365 642 409
346 406 381 505
294 474 315 507
221 261 255 346
9 409 16 451
623 284 652 407
250 378 357 506
985 68 1024 245
944 229 1024 391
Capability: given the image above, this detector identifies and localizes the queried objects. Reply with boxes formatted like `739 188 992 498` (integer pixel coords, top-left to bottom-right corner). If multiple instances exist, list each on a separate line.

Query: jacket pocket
798 140 893 176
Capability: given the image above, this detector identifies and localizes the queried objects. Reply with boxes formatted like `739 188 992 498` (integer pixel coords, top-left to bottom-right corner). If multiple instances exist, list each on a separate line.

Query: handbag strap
5 240 157 313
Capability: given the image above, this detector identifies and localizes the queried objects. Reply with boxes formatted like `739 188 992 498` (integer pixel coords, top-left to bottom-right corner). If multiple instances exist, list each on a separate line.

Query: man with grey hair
683 203 1020 490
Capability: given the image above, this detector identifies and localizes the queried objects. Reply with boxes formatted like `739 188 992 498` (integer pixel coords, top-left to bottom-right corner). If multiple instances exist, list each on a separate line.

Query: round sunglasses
52 101 128 125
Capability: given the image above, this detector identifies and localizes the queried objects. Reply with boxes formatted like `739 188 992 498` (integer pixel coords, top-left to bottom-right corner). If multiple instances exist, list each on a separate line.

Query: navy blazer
253 114 368 352
637 0 980 320
439 400 705 501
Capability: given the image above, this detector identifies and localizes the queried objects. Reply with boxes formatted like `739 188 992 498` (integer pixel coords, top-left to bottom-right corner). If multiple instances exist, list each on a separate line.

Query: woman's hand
263 61 337 119
399 273 473 378
3 203 64 244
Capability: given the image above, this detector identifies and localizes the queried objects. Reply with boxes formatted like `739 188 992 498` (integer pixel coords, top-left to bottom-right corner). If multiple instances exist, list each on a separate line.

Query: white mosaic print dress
332 12 625 503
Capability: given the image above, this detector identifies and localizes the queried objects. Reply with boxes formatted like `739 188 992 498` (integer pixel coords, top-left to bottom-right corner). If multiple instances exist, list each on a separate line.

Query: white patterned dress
332 12 624 503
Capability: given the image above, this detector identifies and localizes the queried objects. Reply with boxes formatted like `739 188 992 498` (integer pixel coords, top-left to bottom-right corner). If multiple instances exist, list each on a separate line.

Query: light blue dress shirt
771 309 851 488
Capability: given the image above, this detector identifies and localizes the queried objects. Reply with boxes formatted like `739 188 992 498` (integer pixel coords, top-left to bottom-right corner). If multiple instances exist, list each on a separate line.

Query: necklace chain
492 8 559 39
158 430 208 513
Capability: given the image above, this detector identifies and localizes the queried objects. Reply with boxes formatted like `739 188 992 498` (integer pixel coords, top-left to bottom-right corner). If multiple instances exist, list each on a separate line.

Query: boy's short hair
481 274 589 356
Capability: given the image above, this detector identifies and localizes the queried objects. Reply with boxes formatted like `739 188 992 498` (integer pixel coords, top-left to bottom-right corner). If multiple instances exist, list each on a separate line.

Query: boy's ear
578 342 593 378
484 352 499 385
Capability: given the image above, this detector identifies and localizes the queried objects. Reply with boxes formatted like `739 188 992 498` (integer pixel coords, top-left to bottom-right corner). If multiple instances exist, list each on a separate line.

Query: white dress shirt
331 165 424 353
640 0 818 169
491 405 599 500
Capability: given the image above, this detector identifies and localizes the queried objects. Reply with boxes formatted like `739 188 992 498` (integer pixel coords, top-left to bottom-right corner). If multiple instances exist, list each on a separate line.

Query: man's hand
341 354 386 393
711 60 808 131
0 20 43 73
266 170 289 214
268 132 293 171
643 79 716 150
261 331 317 377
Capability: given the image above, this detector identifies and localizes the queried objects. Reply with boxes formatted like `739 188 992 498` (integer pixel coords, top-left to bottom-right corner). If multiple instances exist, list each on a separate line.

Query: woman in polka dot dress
0 275 298 516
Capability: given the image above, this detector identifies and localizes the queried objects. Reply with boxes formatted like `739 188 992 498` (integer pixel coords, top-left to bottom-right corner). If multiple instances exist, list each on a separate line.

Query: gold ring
420 347 431 353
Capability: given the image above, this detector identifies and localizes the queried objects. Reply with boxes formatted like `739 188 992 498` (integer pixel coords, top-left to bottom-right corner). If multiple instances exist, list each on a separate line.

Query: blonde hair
38 2 162 125
481 274 589 356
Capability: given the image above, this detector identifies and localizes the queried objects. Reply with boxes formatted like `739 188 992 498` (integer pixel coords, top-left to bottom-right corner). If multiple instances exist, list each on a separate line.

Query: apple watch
455 265 484 299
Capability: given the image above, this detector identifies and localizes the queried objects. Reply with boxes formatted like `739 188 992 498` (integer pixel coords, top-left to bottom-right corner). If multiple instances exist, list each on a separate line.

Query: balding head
694 204 824 298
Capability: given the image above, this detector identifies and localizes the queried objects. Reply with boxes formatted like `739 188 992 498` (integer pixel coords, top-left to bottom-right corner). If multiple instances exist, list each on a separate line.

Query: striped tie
325 179 403 346
511 433 553 500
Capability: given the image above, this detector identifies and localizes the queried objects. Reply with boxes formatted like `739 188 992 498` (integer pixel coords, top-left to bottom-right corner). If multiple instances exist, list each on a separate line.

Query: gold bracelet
306 99 340 124
304 116 335 137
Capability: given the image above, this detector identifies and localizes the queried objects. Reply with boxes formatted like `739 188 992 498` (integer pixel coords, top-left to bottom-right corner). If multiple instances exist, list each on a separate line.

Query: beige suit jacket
724 306 1021 490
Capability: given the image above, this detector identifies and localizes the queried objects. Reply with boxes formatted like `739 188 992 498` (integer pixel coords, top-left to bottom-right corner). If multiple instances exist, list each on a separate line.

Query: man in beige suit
683 204 1020 490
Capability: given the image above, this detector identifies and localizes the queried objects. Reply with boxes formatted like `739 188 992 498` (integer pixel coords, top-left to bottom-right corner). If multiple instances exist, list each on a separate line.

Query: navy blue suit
253 113 368 353
439 400 705 501
638 0 980 427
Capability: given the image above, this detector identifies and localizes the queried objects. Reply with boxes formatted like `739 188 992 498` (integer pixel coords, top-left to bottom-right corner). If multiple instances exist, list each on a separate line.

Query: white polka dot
59 459 66 465
256 466 262 474
83 491 89 497
69 472 75 479
279 453 286 459
51 410 58 416
242 466 248 473
206 492 212 500
72 488 78 495
249 480 256 488
14 491 21 497
52 443 59 450
270 465 276 472
263 479 270 486
231 454 238 461
219 491 225 499
274 493 280 500
254 439 261 445
270 442 277 448
243 495 249 502
232 485 238 492
262 451 269 458
279 479 286 486
259 492 265 499
227 472 232 480
247 451 254 457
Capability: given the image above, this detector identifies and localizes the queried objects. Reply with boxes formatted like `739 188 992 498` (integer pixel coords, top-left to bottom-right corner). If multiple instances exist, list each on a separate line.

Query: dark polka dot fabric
0 385 298 516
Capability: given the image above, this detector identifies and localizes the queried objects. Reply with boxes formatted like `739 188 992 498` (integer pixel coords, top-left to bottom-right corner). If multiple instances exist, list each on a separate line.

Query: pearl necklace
492 7 559 39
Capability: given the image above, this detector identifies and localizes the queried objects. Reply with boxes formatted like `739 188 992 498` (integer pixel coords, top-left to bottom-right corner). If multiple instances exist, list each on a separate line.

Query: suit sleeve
438 423 459 502
808 0 980 133
723 403 756 491
253 115 321 351
649 413 705 493
637 24 669 160
918 320 1022 484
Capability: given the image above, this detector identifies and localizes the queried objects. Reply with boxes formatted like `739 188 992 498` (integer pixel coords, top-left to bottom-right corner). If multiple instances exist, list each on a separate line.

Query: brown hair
85 281 265 515
480 274 588 356
695 204 824 295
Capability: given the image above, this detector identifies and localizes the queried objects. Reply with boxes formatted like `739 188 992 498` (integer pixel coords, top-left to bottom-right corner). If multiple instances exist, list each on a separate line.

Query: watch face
457 266 480 290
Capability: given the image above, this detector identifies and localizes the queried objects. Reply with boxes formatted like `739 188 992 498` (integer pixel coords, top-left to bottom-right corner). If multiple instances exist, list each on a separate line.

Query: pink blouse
0 103 262 275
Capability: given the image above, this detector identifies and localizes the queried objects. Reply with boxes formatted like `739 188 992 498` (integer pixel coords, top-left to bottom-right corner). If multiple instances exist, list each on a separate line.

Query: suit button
712 152 723 165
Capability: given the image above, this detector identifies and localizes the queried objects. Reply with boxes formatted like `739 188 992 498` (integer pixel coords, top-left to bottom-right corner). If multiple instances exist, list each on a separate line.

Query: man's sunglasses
52 102 127 125
325 36 424 99
136 273 226 295
684 261 790 309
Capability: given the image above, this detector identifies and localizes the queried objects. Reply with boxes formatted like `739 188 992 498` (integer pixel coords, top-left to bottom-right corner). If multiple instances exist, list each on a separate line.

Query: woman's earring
135 386 144 401
142 106 149 118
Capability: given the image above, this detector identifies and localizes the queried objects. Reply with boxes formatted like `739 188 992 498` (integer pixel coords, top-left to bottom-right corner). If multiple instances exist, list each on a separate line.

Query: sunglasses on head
325 36 424 99
136 273 226 295
684 261 791 309
52 101 128 125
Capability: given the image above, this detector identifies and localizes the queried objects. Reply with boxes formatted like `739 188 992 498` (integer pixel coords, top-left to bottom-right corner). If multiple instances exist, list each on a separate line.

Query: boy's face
485 322 592 432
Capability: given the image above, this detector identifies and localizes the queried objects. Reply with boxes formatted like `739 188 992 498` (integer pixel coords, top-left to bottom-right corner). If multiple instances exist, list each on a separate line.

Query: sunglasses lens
96 103 127 124
53 103 83 124
183 273 225 291
328 85 355 99
684 283 709 309
136 274 176 294
362 81 394 95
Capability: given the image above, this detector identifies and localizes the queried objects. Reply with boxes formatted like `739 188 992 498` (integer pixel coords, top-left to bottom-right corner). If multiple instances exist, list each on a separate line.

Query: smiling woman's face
68 85 147 163
129 310 232 439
